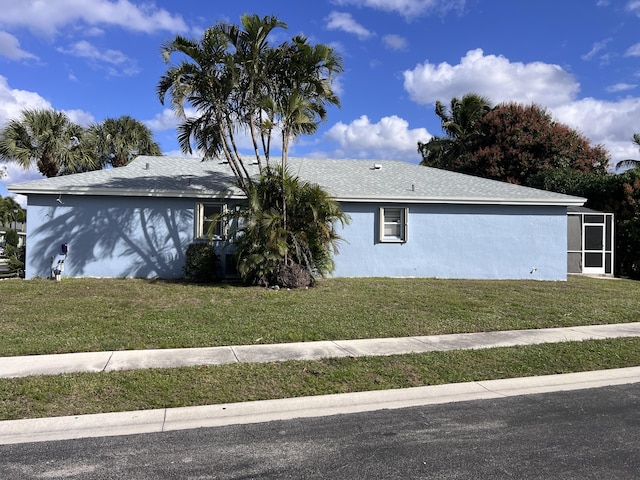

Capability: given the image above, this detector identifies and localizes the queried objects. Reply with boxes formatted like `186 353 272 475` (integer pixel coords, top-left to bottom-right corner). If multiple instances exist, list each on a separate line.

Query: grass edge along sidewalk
1 336 640 421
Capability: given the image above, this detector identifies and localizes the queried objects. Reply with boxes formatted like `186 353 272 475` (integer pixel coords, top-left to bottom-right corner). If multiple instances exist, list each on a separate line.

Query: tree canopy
0 195 25 230
418 93 492 172
157 13 343 190
0 109 162 177
87 116 161 168
419 99 609 185
0 109 97 177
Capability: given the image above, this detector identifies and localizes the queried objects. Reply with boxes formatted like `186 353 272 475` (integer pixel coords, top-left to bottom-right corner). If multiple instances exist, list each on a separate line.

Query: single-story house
8 155 589 281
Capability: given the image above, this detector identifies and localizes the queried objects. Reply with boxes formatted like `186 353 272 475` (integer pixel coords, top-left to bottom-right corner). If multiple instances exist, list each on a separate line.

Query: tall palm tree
158 23 252 189
87 116 161 168
158 15 346 287
419 93 492 171
0 108 97 177
157 15 343 188
221 14 287 169
616 133 640 171
265 35 343 169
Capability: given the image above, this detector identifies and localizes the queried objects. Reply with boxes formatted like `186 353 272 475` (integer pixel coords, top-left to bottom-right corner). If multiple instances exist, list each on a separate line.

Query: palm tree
157 15 343 188
231 166 349 287
0 108 97 177
87 116 161 168
265 35 343 170
158 23 253 189
616 133 640 171
158 15 346 287
419 93 492 171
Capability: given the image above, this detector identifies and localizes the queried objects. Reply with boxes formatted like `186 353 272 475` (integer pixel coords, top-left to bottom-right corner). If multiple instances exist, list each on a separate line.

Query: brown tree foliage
468 103 609 184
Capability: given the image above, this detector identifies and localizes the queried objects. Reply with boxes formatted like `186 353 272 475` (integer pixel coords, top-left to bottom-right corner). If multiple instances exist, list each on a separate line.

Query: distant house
8 155 588 281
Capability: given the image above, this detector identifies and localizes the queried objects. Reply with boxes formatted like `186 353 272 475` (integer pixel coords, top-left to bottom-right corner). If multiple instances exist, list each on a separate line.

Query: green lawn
0 276 638 356
1 275 639 421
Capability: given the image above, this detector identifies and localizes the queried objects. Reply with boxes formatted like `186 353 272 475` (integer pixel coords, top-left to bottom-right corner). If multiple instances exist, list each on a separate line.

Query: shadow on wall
29 197 194 279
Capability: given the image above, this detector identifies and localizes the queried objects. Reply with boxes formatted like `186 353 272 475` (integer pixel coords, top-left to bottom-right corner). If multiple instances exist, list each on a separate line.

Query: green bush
4 229 19 248
183 243 220 283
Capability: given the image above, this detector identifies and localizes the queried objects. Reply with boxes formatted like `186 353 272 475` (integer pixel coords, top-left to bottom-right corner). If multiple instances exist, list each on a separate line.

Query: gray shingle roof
8 155 586 206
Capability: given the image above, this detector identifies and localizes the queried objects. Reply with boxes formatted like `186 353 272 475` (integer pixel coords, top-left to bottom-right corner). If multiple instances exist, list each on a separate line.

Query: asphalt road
1 383 639 479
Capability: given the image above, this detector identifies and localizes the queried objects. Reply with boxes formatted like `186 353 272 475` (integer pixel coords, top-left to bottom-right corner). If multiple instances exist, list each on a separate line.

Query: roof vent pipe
373 163 382 170
144 163 149 170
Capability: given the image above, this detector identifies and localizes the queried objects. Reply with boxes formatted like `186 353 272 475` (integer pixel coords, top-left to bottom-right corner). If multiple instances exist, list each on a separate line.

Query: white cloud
325 11 373 40
552 97 640 165
331 0 465 19
324 115 430 160
606 83 637 93
627 0 640 15
400 49 640 167
0 0 189 37
0 75 51 126
58 40 139 76
403 48 579 108
4 164 44 187
625 42 640 57
146 108 197 132
0 75 94 130
0 31 38 61
382 34 408 51
64 109 95 128
581 38 611 61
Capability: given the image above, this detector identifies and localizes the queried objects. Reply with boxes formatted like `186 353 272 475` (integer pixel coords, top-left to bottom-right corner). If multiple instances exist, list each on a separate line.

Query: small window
380 207 408 243
196 203 226 240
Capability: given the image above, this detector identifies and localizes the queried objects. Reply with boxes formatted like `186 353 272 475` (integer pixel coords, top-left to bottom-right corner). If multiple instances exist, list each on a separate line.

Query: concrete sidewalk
2 322 640 445
2 322 640 379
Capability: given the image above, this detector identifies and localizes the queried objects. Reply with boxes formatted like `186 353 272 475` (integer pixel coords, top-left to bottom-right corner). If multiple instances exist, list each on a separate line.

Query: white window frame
379 206 408 243
196 203 227 240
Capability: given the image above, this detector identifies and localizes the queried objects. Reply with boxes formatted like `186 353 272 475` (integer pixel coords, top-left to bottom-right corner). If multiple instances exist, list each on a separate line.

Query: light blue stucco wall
23 195 569 281
332 203 569 281
25 194 196 279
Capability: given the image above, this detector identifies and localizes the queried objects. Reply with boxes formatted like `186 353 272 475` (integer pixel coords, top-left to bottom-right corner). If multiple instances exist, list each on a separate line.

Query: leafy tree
87 116 161 168
419 99 609 185
0 108 97 177
470 103 608 184
158 14 346 286
0 197 25 276
419 93 492 171
0 196 25 230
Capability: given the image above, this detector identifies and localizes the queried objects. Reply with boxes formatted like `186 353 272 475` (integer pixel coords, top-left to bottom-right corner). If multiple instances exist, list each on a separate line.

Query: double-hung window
380 207 408 243
196 203 226 240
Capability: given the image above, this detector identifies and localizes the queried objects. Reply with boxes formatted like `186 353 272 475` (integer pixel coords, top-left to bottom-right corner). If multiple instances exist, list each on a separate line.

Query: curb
2 366 640 445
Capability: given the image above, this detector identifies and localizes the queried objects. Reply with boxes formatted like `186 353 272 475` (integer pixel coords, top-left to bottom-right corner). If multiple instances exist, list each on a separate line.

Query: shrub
5 229 19 247
183 243 220 283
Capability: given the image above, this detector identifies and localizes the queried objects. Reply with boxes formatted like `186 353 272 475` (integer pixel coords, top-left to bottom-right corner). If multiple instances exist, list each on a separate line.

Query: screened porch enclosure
567 207 614 276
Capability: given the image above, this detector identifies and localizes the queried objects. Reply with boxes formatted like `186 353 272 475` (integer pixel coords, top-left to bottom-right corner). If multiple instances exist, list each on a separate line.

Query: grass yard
0 275 638 356
2 338 640 420
1 276 639 420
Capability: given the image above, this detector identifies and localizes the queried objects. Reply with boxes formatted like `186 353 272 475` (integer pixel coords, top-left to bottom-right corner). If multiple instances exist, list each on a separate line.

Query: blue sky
2 0 640 205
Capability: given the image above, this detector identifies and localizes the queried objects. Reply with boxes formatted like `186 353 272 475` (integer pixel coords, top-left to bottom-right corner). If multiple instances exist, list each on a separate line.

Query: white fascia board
7 186 246 200
8 185 586 207
333 195 587 207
